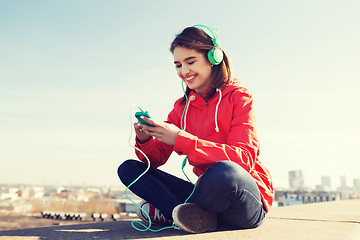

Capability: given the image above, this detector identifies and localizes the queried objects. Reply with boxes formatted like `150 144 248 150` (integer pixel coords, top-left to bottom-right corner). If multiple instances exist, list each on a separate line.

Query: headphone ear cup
207 48 223 65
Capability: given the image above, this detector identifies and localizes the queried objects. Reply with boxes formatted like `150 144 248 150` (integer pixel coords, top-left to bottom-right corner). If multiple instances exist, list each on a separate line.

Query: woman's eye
188 61 196 65
175 65 181 69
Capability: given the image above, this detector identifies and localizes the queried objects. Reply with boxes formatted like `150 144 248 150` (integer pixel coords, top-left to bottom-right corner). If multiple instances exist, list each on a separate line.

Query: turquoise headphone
193 24 224 65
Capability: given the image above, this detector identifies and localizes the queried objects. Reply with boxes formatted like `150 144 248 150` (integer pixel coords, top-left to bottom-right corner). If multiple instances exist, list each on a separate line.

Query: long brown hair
170 26 232 101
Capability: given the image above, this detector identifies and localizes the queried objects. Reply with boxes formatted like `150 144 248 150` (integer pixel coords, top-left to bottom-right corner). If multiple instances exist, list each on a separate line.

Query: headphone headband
192 24 223 65
192 24 221 47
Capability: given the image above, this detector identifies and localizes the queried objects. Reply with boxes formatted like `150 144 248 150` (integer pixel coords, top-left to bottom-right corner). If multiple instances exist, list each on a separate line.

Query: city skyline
2 169 358 191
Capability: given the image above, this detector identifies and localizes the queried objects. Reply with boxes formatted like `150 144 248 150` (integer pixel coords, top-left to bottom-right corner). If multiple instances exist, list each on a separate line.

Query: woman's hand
137 116 180 146
134 121 152 143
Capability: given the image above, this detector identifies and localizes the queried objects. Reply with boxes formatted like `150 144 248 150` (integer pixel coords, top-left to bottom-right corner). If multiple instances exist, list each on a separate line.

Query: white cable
214 88 222 132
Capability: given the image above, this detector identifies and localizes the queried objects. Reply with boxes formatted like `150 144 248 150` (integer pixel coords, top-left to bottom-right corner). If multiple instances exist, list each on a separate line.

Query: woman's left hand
138 116 181 146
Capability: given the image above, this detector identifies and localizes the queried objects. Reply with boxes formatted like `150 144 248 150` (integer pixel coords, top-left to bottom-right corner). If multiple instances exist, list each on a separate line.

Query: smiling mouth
185 75 196 83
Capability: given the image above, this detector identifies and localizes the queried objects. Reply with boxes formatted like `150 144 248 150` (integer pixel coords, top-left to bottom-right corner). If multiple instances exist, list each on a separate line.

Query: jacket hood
200 78 243 99
221 78 243 96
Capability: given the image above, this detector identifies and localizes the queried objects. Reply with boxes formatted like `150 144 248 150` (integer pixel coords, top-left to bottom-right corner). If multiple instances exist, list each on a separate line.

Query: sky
1 0 359 189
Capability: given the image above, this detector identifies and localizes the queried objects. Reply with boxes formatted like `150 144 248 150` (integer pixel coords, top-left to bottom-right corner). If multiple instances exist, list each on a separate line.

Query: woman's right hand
134 122 152 143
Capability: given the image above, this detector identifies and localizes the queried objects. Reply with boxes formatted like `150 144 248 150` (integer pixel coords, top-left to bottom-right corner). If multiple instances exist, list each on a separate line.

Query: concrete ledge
0 199 359 240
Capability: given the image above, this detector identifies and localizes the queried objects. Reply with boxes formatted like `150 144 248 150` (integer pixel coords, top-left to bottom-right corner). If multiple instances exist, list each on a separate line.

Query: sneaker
172 203 217 234
136 200 173 226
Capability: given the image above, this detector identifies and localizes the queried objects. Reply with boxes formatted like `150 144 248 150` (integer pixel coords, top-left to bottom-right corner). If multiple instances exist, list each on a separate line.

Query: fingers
140 124 156 134
134 122 144 132
141 116 167 128
134 122 151 141
135 121 156 137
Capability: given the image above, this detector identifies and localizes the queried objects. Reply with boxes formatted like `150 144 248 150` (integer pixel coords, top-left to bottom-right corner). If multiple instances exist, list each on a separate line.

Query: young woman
118 25 274 234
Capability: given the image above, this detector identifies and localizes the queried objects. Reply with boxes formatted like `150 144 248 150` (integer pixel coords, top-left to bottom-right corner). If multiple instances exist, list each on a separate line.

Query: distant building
340 175 347 189
274 189 339 207
354 178 360 194
337 175 354 200
289 170 304 190
321 176 331 191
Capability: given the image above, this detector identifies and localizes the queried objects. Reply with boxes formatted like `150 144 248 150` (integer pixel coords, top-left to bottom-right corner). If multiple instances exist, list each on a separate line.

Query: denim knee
117 159 145 186
214 161 259 194
193 161 261 209
205 161 250 185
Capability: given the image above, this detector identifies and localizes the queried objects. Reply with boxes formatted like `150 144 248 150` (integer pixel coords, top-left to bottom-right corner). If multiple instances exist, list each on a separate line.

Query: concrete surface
0 199 359 240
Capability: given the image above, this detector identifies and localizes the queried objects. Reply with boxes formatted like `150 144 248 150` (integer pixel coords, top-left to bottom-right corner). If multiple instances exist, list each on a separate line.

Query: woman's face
173 47 212 97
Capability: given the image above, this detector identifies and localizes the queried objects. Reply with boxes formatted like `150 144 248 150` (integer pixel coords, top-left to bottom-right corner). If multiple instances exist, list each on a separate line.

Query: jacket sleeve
173 90 259 174
135 137 174 168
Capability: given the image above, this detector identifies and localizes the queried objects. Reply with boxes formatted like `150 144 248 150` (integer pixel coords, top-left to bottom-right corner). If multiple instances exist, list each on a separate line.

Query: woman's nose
181 65 190 75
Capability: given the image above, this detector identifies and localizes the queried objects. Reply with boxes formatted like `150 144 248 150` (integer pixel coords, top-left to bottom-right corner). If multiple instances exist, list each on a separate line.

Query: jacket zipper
201 100 209 136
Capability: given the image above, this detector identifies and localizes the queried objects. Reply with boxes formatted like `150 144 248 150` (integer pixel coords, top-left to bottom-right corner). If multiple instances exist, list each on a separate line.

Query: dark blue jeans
118 160 266 229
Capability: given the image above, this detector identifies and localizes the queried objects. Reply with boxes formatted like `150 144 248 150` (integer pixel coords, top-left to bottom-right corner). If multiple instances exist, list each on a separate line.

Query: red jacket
135 78 274 212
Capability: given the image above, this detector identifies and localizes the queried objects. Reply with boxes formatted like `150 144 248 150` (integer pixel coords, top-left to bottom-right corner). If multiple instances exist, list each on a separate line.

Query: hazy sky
1 0 359 189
